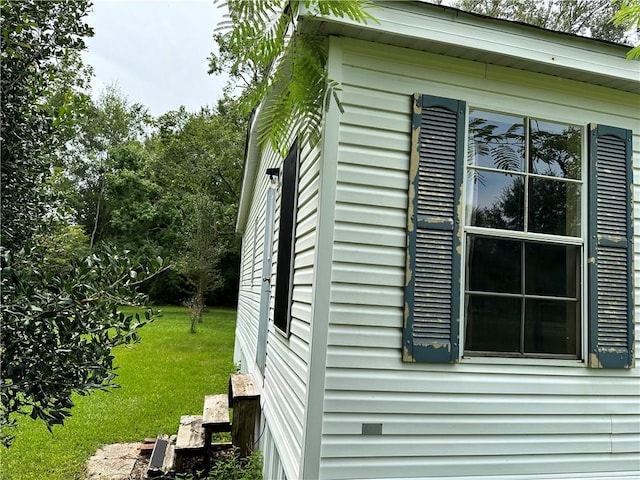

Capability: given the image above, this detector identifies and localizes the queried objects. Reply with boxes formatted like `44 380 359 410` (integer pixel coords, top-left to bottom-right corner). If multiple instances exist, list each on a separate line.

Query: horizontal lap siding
239 201 266 290
320 38 640 479
320 454 640 480
235 165 269 369
263 143 320 480
234 290 260 370
235 142 320 479
240 233 251 286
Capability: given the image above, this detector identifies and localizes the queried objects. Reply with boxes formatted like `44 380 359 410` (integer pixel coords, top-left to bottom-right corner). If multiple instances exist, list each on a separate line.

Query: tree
147 95 246 325
453 0 627 43
180 197 235 332
0 0 162 445
0 0 93 250
611 0 640 59
210 0 376 154
59 86 190 305
1 245 163 445
67 85 152 249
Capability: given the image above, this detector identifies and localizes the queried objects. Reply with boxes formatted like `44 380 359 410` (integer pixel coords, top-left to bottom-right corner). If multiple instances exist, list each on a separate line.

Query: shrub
178 448 263 480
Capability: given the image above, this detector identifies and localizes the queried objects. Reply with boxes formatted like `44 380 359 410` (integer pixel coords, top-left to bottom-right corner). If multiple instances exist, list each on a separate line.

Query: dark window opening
273 141 299 335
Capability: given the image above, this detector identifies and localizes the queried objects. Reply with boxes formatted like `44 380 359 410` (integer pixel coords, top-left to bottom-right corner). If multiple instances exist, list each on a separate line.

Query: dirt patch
129 454 151 480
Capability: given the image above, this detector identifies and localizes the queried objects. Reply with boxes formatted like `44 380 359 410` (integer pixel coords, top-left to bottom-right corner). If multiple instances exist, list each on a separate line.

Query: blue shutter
403 94 465 363
588 124 634 369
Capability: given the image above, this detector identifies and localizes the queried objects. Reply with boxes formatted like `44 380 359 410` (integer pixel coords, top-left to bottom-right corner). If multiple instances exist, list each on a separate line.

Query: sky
82 0 228 117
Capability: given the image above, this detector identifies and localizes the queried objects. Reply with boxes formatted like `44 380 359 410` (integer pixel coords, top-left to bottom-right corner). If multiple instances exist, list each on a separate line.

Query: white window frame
459 106 589 363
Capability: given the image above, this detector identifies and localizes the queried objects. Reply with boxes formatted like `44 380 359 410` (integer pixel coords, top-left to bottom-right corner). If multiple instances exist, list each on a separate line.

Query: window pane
465 295 521 353
530 120 581 179
467 171 524 230
467 236 521 293
524 299 578 355
528 178 580 236
469 110 525 171
525 243 579 298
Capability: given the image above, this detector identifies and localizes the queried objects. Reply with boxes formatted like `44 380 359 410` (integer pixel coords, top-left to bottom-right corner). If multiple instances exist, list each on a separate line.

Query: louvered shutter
588 124 634 369
403 94 465 363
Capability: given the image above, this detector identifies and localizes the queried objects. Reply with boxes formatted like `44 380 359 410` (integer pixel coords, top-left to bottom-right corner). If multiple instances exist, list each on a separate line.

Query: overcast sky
82 0 227 117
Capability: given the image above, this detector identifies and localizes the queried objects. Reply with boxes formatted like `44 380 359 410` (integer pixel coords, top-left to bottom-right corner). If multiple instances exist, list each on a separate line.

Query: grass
0 306 237 480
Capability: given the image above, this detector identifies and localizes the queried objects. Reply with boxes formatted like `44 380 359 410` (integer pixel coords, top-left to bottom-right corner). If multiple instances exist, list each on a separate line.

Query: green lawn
1 306 237 480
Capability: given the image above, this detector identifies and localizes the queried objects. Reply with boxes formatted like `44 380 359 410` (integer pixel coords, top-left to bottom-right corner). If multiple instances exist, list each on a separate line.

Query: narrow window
273 142 299 335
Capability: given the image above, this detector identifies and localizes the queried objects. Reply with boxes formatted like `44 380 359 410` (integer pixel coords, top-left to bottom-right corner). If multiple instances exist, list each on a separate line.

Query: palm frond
215 0 375 154
311 0 379 24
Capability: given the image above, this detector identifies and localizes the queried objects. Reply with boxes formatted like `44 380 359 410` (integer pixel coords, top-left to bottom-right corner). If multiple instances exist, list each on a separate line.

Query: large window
403 93 633 368
464 110 583 358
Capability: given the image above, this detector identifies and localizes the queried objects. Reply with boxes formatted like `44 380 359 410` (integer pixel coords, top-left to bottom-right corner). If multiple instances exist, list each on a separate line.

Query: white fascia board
298 0 639 90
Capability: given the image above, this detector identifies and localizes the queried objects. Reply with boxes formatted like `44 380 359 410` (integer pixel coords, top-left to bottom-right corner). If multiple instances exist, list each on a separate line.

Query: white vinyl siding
262 422 288 480
235 162 271 370
235 139 321 480
318 37 640 479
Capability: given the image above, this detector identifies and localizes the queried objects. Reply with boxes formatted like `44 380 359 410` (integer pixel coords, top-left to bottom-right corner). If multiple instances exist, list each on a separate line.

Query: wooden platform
229 373 259 404
203 394 231 432
176 415 205 451
229 373 260 457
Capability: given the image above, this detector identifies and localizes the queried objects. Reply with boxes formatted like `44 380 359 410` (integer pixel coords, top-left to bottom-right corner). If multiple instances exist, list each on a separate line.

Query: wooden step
163 436 177 473
202 394 231 432
229 373 260 458
229 373 259 404
147 434 175 477
175 415 205 451
139 438 156 456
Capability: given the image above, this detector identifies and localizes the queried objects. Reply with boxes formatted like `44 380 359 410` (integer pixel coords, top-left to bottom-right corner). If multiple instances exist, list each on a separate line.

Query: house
233 2 640 479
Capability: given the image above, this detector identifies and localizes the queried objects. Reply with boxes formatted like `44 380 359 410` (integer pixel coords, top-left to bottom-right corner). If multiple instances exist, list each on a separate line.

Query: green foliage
0 0 93 250
211 0 376 154
0 2 167 444
176 448 263 480
611 0 640 59
36 224 92 273
63 90 246 309
145 268 192 305
149 99 244 205
181 196 230 331
1 307 237 479
453 0 627 43
0 242 165 446
147 96 246 313
207 449 263 480
66 85 154 249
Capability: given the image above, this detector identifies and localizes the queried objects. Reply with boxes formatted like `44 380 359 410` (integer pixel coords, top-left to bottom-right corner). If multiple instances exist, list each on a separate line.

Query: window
273 141 299 335
403 94 634 368
464 110 583 358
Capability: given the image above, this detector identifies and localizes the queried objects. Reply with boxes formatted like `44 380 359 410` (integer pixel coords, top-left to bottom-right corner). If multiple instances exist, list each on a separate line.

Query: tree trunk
189 272 205 333
197 275 205 323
